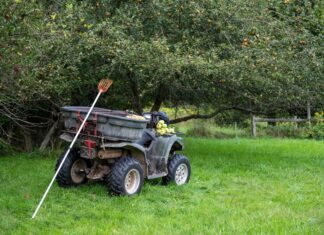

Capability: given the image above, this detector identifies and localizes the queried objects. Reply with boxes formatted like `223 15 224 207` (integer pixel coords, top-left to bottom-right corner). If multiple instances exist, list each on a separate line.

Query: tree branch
39 120 58 150
170 106 267 124
170 107 233 124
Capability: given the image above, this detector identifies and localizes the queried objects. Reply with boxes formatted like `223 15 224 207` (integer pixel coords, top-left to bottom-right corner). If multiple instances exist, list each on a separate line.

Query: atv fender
101 142 146 157
101 142 149 176
154 135 184 159
170 137 184 152
143 135 184 179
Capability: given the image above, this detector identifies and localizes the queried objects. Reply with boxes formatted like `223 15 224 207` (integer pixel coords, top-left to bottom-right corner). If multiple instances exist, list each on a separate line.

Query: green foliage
263 123 308 138
0 138 10 155
1 0 322 110
307 111 324 139
0 0 323 148
1 138 324 234
308 124 324 140
179 118 324 139
186 122 214 138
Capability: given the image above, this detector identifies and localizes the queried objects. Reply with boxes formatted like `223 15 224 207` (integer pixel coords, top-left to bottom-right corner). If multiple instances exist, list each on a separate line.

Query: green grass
1 138 324 234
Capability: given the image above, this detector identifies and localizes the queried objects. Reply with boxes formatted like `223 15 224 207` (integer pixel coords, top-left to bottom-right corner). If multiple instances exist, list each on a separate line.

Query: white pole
32 91 102 219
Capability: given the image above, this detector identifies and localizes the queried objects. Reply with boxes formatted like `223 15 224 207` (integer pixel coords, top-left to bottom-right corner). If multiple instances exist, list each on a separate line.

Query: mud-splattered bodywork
59 106 185 181
101 133 184 179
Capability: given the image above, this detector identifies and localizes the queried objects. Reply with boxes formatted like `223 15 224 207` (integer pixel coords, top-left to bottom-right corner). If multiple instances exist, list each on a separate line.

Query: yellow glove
167 127 176 134
156 128 166 135
156 120 165 129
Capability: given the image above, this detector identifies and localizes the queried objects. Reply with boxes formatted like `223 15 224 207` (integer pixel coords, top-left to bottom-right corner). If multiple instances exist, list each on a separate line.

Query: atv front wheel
55 149 89 187
106 157 144 196
162 154 191 185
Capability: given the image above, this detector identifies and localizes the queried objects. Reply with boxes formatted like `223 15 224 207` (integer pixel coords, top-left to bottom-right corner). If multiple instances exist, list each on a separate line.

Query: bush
186 122 214 138
307 124 324 140
184 120 248 138
0 138 11 155
263 124 308 138
307 112 324 140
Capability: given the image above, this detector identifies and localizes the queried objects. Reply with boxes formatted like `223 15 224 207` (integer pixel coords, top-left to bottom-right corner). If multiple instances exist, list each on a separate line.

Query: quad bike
56 107 191 196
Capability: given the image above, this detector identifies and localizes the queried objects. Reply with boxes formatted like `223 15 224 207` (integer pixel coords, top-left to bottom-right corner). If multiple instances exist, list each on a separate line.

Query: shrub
185 120 248 138
264 124 308 138
0 138 11 155
186 122 213 138
307 112 324 140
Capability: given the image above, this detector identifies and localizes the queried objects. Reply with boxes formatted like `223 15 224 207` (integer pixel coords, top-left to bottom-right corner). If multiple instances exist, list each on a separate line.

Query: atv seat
136 129 156 147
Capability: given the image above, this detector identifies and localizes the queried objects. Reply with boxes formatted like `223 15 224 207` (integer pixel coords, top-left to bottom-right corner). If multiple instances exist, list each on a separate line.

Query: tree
0 0 323 150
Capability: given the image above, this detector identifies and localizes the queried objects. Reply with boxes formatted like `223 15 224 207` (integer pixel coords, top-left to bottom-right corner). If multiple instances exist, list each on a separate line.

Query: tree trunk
150 85 164 112
267 113 276 126
22 129 32 152
6 124 14 145
40 121 58 151
128 73 143 114
174 105 178 119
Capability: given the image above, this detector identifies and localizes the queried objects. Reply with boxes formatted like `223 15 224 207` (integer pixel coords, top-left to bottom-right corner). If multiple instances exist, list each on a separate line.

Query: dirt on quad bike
56 107 191 196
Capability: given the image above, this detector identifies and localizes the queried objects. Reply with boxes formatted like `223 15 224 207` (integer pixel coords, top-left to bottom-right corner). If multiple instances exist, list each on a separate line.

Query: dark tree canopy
0 0 323 150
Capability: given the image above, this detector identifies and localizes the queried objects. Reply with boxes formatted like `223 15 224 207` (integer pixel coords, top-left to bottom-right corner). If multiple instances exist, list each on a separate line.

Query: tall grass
174 119 248 138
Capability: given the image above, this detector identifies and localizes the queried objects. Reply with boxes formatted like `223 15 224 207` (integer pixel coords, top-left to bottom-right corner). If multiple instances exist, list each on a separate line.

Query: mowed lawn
0 138 323 235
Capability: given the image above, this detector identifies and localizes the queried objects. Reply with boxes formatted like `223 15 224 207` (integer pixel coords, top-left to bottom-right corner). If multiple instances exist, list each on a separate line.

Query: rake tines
98 79 113 93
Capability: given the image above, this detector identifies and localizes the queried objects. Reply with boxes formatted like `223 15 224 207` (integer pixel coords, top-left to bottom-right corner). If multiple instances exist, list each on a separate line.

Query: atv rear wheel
55 149 89 187
162 154 191 185
106 157 144 196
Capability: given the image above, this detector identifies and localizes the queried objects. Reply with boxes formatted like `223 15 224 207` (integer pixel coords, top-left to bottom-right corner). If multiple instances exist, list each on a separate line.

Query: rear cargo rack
61 106 148 142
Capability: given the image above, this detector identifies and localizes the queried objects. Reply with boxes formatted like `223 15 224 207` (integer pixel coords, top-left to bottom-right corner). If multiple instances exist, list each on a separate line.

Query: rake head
98 79 113 93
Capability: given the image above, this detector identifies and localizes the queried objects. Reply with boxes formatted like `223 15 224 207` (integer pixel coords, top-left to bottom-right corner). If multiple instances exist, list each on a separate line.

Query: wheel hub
124 169 140 194
175 163 188 185
70 159 87 184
